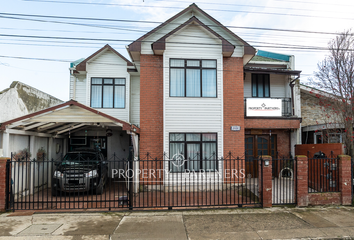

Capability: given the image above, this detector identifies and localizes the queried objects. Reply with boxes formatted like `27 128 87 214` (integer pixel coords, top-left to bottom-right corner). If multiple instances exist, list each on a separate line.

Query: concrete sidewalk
2 206 354 239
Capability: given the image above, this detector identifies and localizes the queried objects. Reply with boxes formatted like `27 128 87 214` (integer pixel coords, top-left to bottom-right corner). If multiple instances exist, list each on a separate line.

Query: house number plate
231 126 241 131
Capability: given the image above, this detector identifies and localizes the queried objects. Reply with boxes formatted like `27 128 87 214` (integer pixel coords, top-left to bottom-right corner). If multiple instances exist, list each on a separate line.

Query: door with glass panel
245 135 276 178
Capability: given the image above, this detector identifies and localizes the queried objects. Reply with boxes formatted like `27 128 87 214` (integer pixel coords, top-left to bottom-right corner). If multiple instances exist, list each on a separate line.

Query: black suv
52 148 108 196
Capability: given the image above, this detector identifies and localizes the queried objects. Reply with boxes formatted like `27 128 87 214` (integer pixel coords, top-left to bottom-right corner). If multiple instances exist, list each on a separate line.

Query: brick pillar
0 158 10 212
296 155 308 207
338 155 351 205
259 156 272 208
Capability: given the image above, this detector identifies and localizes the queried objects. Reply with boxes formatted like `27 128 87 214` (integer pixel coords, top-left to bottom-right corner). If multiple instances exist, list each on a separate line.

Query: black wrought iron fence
7 152 130 211
308 151 339 193
6 152 263 211
133 152 262 209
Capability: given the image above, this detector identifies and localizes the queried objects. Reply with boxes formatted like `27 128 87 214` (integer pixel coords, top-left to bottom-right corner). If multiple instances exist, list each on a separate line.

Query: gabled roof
128 3 255 56
0 100 140 134
152 16 235 57
75 44 133 72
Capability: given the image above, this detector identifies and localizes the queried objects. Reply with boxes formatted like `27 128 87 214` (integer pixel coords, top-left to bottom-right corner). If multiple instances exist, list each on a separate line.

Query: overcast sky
0 0 353 100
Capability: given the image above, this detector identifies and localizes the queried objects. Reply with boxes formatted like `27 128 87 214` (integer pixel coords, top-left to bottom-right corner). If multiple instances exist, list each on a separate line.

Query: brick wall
223 57 245 184
245 118 300 129
308 192 341 206
223 57 244 157
0 158 9 212
139 55 164 184
295 143 343 157
139 54 164 158
295 155 352 207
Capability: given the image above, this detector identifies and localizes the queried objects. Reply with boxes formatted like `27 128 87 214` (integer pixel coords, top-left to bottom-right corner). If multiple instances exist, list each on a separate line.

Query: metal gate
6 153 263 211
272 155 296 205
6 153 130 211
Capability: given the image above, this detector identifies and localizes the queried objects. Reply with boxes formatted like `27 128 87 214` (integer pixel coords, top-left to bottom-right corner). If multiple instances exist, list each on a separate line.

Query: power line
0 12 350 36
150 0 352 14
0 33 343 51
0 14 338 47
21 0 354 21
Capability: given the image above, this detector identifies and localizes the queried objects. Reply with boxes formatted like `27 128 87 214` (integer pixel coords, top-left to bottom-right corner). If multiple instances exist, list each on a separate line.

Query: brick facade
245 118 300 129
295 155 352 207
260 156 272 207
0 158 9 212
223 57 244 157
296 155 308 207
338 155 352 205
139 54 164 158
308 192 341 206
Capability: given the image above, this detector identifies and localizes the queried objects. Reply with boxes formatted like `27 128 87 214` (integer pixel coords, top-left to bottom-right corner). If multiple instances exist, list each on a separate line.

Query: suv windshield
63 153 100 162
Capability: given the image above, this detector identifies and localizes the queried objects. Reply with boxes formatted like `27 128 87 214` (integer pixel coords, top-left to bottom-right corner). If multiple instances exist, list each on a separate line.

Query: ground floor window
169 133 217 172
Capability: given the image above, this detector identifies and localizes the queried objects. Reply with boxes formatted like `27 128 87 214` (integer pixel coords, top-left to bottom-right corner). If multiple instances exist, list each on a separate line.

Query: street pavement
2 206 354 239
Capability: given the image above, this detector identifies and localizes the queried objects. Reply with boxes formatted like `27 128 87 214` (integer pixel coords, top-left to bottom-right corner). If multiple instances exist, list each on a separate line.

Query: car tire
52 187 60 196
95 180 104 195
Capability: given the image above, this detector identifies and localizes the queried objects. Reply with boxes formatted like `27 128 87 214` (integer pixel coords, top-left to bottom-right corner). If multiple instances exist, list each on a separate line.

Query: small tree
311 30 354 157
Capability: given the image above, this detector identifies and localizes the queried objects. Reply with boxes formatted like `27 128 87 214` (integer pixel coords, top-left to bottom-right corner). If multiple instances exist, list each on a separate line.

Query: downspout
289 76 300 116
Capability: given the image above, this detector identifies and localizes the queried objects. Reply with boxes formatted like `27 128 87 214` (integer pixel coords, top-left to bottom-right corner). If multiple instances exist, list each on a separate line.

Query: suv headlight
54 171 63 178
85 170 98 178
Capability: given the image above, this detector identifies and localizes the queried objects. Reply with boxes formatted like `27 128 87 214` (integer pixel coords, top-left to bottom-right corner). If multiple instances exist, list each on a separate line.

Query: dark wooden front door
245 135 276 177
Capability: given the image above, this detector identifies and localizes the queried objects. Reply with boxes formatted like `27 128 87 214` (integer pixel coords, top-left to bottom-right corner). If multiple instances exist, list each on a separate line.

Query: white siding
244 73 290 98
74 75 86 104
9 135 29 154
86 49 130 122
69 74 74 99
163 24 223 158
141 11 244 57
130 76 140 126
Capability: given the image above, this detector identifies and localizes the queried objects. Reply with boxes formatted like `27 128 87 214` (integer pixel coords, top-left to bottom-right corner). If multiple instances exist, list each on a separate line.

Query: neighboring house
300 84 343 144
0 4 302 177
0 81 63 123
0 81 63 157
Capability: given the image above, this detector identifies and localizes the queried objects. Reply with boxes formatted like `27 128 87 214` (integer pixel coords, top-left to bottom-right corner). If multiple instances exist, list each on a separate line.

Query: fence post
338 155 351 205
296 155 308 207
0 157 10 212
128 152 134 210
260 156 272 208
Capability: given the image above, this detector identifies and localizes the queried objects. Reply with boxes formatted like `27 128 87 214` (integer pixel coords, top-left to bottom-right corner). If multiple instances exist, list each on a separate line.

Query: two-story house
0 3 301 185
69 4 301 178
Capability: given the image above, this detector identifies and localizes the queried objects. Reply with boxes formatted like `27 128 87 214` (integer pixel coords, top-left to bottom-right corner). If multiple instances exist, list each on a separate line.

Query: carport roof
0 100 140 135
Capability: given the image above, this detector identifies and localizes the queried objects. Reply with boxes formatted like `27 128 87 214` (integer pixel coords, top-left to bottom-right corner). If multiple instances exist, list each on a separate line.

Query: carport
0 100 140 211
0 99 140 160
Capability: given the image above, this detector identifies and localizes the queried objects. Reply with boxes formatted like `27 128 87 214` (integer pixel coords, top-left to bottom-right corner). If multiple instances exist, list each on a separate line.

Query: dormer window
170 59 217 98
91 78 125 108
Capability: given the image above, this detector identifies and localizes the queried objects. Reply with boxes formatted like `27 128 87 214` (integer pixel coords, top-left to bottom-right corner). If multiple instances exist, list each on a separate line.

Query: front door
245 135 276 177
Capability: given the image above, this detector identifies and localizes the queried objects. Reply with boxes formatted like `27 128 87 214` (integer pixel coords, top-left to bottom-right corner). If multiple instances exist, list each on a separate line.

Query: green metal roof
256 50 291 62
70 58 85 68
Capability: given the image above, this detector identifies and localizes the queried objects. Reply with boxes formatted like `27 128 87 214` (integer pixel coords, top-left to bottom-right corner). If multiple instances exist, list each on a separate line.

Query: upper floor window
170 59 217 97
91 78 125 108
252 74 270 97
